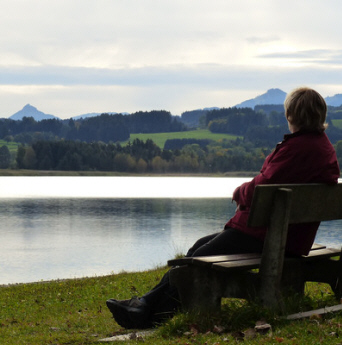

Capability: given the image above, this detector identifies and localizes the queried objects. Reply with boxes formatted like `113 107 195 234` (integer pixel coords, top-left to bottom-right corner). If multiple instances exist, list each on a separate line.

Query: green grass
0 268 168 345
0 131 237 158
125 129 239 148
332 119 342 130
0 139 20 156
1 267 342 345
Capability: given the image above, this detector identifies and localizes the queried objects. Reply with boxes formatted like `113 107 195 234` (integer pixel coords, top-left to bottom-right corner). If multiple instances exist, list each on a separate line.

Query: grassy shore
0 169 257 177
1 267 342 344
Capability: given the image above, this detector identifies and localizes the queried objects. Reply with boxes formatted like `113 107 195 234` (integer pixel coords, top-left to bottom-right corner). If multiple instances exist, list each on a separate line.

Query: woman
106 87 340 329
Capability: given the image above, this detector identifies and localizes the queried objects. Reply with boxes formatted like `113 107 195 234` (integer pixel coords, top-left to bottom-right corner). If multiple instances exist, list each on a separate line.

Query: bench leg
169 266 222 312
281 261 306 296
333 255 342 300
169 266 260 312
303 257 342 300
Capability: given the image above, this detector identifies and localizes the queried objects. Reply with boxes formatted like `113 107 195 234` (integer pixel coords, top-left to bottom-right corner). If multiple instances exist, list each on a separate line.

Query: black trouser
142 227 264 323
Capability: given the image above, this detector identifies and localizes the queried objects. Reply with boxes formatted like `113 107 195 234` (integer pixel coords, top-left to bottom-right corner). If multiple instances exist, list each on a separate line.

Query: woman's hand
235 204 246 212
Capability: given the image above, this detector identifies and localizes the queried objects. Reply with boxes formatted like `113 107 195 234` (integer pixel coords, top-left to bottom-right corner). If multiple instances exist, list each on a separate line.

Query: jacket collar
283 129 322 141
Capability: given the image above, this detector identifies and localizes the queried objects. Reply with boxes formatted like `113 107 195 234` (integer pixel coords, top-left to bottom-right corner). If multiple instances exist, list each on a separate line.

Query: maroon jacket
225 130 340 256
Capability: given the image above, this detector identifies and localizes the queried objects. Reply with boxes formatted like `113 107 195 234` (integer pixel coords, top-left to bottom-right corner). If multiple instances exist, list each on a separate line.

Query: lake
0 176 341 285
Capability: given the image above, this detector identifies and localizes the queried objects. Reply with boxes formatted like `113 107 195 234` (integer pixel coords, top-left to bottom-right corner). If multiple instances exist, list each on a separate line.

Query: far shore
0 169 258 177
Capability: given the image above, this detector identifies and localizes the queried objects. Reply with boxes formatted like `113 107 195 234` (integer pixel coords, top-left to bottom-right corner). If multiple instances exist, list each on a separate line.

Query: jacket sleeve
232 173 269 208
233 143 293 208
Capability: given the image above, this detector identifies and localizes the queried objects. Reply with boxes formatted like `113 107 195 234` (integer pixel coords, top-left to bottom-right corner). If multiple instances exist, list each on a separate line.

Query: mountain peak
266 88 284 95
325 94 342 107
234 89 287 109
10 104 59 121
23 104 36 110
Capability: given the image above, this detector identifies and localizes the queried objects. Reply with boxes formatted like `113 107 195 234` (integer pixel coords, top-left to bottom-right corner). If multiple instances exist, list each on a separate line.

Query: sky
1 0 342 119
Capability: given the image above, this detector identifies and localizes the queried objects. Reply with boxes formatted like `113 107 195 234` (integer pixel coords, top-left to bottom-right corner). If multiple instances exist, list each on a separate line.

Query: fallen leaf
213 325 225 334
190 325 199 335
275 336 284 342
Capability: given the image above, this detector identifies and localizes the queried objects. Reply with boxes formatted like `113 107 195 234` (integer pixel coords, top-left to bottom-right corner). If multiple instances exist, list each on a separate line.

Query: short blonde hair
284 87 327 132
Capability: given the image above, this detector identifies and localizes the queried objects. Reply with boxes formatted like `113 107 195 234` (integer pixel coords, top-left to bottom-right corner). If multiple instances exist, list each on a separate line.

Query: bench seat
168 244 342 311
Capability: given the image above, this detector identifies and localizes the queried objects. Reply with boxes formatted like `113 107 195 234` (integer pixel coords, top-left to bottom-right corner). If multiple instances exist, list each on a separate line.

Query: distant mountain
9 104 59 121
71 112 103 120
71 112 130 120
202 107 220 111
8 90 342 123
234 88 342 109
325 94 342 107
234 88 287 108
8 105 130 121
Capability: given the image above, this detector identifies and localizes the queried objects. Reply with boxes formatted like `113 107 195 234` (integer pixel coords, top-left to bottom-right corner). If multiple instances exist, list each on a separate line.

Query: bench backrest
246 183 342 307
248 183 342 227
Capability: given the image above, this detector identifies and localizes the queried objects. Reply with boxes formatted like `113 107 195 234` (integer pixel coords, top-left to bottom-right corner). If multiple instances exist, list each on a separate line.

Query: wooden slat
302 248 341 260
168 257 193 266
311 243 326 251
286 304 342 320
207 249 340 273
168 253 261 267
248 183 342 227
191 253 261 267
168 244 328 267
212 249 340 273
213 258 261 271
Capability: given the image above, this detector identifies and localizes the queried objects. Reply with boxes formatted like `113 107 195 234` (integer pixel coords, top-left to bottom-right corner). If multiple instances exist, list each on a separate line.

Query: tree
4 135 14 143
16 145 26 169
136 158 148 173
0 145 11 168
23 147 37 169
57 151 83 171
113 153 136 172
151 156 168 172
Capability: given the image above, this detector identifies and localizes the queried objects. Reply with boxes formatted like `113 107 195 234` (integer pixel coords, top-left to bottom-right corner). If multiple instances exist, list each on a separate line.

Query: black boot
106 297 153 329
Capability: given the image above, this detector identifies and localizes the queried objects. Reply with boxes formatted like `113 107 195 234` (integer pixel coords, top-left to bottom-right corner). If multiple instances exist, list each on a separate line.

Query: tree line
2 106 342 148
0 110 187 145
182 106 342 146
14 138 269 173
6 135 342 173
2 104 342 173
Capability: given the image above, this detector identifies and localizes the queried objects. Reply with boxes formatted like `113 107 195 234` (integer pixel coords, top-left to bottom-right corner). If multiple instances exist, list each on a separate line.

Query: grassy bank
1 267 342 344
0 169 257 177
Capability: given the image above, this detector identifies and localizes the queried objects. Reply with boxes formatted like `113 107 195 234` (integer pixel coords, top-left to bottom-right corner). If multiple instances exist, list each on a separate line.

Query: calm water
0 177 341 285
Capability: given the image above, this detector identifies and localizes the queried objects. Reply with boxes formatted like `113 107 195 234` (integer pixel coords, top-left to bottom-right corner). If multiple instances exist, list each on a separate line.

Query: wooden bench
167 183 342 312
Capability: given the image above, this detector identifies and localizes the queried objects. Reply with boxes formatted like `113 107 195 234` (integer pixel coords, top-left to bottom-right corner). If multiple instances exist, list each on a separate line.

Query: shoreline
0 169 258 177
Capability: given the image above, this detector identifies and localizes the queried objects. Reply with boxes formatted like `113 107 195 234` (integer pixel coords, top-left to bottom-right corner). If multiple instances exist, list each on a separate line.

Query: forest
1 105 342 173
0 110 187 144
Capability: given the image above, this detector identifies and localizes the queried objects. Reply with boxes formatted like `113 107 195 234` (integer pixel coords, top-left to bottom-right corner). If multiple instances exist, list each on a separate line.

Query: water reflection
317 220 342 249
0 197 341 285
0 198 234 284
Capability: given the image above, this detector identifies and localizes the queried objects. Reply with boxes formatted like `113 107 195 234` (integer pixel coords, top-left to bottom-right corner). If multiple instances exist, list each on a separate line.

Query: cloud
1 62 342 89
246 36 281 44
1 0 342 118
258 49 341 59
1 61 342 118
256 49 342 68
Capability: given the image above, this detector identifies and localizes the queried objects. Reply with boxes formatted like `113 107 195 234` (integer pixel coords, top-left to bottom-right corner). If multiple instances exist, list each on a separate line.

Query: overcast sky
1 0 342 119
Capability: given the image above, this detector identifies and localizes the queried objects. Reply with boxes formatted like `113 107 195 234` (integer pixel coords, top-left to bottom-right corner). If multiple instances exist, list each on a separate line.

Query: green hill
125 129 239 148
